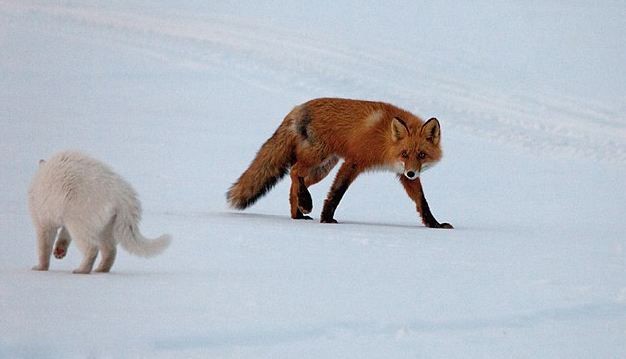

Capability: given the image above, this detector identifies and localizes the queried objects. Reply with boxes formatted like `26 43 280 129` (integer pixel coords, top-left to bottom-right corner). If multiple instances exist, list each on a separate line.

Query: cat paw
72 268 92 274
53 239 69 259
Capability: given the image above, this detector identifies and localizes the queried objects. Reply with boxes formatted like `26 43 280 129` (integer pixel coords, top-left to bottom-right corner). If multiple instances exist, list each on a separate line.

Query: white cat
28 150 171 274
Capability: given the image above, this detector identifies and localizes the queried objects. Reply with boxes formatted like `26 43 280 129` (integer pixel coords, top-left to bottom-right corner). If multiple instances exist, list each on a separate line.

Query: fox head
390 117 443 180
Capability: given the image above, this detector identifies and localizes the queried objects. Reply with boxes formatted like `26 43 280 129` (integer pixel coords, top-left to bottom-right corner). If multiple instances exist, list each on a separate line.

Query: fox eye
418 151 426 159
401 150 409 158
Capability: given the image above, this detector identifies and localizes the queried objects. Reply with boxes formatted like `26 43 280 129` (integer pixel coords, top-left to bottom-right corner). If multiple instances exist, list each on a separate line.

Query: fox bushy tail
115 202 171 258
227 120 296 209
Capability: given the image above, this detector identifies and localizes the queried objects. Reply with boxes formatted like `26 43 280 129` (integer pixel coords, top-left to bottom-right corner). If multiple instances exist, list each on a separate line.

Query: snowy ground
1 1 625 358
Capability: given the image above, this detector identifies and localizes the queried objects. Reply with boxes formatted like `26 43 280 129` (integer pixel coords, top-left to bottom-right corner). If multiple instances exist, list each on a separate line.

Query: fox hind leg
304 155 339 187
296 177 313 214
289 163 314 219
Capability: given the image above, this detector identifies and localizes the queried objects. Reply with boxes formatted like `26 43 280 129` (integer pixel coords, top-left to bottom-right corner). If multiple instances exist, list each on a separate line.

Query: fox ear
391 117 409 141
421 118 441 145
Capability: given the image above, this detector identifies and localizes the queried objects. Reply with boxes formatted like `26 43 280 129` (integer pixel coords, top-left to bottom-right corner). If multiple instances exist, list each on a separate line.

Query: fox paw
427 222 454 229
32 264 49 271
320 218 338 224
293 208 314 220
297 194 313 214
53 239 69 259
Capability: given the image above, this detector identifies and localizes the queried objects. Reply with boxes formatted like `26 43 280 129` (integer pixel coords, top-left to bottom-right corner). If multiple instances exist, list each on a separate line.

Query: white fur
420 162 436 173
28 151 171 274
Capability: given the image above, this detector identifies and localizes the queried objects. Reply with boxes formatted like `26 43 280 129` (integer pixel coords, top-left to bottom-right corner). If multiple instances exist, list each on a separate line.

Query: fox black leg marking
294 208 313 220
419 191 453 229
321 162 359 223
297 176 313 214
400 176 453 229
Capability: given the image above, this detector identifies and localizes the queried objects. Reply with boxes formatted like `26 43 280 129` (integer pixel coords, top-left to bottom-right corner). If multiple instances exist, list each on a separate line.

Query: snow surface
1 1 625 358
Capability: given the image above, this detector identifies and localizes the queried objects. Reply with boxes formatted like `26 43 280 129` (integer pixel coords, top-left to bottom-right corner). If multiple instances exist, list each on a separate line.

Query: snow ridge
4 1 625 163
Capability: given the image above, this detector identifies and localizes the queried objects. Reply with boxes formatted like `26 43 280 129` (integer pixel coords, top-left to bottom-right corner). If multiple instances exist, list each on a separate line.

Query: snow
1 1 625 357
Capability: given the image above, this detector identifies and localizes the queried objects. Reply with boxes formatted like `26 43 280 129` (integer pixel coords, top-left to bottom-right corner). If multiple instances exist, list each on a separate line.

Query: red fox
227 98 453 229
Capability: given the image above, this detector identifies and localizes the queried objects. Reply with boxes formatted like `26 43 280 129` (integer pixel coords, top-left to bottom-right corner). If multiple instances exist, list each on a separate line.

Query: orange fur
226 98 452 228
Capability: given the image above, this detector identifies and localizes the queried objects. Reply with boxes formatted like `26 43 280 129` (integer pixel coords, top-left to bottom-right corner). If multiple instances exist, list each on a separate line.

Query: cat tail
114 201 171 258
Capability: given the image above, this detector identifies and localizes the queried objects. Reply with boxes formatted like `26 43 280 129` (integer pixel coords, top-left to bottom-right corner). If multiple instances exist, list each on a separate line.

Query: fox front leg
399 176 453 229
320 161 360 223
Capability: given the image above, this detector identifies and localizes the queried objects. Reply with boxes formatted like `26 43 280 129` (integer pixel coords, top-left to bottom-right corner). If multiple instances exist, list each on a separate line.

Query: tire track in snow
4 2 625 163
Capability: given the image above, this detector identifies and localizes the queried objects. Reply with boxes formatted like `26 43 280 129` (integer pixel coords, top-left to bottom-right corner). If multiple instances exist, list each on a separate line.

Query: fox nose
404 170 418 180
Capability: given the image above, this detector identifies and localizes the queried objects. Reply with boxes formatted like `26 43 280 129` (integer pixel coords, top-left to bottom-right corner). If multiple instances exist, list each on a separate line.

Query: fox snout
404 169 419 180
